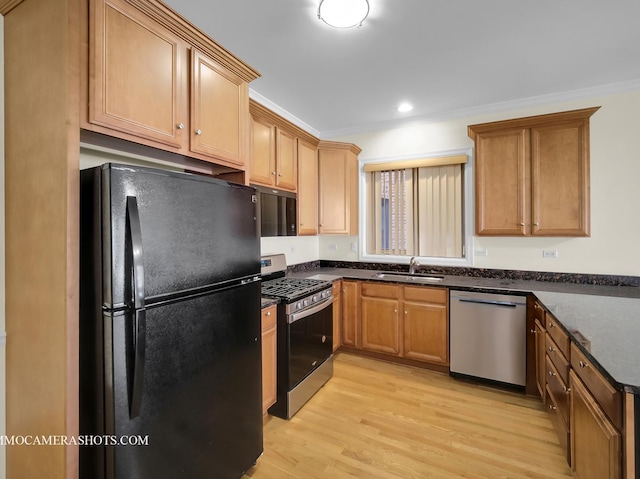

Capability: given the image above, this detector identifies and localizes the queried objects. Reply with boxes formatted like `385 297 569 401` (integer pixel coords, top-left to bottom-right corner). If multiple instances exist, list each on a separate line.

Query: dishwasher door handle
457 298 519 308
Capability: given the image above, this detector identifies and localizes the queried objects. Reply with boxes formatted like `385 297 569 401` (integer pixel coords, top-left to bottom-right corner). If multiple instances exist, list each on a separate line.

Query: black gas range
260 254 334 419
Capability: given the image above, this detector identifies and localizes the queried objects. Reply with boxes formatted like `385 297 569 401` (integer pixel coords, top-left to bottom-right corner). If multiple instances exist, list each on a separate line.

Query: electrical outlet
543 250 559 259
329 243 338 251
350 242 358 252
475 248 488 257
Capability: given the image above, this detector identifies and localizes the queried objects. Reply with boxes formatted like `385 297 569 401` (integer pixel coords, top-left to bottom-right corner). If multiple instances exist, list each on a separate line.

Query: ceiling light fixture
318 0 370 29
397 103 414 113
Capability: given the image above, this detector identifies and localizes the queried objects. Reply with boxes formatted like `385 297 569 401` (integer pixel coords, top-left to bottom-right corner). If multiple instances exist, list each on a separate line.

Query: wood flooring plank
244 353 572 479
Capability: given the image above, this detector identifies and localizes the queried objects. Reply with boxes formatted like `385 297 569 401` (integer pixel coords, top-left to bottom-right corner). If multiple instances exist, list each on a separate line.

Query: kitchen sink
372 271 444 283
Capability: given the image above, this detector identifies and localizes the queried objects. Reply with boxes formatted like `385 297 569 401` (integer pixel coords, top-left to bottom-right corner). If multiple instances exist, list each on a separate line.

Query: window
363 152 471 262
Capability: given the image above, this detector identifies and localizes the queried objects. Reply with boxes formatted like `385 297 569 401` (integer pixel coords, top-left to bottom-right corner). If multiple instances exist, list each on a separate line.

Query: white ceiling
162 0 640 137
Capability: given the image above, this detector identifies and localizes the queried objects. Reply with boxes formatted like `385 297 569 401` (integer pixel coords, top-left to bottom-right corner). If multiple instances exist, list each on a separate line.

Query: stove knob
296 302 302 310
313 295 318 302
303 299 309 307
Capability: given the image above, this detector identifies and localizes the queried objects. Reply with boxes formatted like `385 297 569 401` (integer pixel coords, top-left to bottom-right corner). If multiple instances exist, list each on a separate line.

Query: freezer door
105 281 263 479
100 164 259 309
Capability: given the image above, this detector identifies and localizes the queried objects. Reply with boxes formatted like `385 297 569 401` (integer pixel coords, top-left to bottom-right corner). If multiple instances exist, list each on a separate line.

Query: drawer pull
548 322 554 329
547 346 555 352
579 360 589 368
266 311 271 316
548 370 556 377
548 404 557 411
563 386 571 394
530 329 537 334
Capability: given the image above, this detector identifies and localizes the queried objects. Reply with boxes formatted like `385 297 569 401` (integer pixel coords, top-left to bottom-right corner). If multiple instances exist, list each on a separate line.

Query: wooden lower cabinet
403 286 448 365
570 370 621 479
332 281 342 352
360 283 400 355
261 305 277 414
341 280 360 347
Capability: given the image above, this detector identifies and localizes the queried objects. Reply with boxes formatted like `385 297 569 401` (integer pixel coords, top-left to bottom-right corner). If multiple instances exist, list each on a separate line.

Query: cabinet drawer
546 355 569 425
545 386 570 465
532 301 546 328
545 333 570 385
571 343 622 430
403 286 447 304
261 305 277 331
546 314 570 358
361 282 399 299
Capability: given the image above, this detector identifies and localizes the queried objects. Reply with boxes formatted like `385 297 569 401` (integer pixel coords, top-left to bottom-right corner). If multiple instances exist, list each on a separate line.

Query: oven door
287 298 333 390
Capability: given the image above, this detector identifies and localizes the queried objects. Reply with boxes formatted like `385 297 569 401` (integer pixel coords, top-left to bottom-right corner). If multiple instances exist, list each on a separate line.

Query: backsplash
315 260 640 287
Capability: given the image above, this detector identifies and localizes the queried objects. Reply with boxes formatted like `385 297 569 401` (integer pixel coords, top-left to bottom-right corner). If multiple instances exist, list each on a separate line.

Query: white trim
321 78 640 138
249 89 321 138
359 147 475 268
0 332 5 347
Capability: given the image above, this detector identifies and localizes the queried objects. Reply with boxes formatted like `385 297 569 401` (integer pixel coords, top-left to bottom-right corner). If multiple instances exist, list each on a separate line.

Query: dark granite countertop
290 266 640 393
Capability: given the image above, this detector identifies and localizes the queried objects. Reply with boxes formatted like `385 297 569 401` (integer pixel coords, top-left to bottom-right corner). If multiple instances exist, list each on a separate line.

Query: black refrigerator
79 163 263 479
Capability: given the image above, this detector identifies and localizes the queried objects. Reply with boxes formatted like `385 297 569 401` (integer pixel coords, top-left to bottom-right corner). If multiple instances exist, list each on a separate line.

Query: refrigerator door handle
126 196 145 309
126 196 147 418
130 309 146 418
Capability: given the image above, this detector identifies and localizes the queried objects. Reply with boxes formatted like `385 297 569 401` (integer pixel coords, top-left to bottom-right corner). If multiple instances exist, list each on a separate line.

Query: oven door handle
288 297 333 324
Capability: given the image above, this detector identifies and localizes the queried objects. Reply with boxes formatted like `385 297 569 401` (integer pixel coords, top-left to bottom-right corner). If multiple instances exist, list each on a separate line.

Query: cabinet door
249 116 275 186
261 306 277 414
531 119 590 236
403 301 448 364
570 371 621 479
90 0 187 148
318 148 350 234
534 319 546 401
297 139 318 235
191 48 248 166
275 129 297 191
475 129 530 235
341 281 360 347
361 297 400 355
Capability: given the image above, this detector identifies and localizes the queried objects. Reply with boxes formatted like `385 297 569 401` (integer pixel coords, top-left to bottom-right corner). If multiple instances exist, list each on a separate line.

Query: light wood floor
244 352 573 479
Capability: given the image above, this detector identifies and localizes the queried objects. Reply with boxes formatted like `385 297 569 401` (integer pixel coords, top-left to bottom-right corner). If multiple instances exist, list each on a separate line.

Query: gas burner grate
261 277 330 301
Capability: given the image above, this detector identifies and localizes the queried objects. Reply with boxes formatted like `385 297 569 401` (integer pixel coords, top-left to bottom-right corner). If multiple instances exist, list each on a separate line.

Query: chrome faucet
408 256 420 274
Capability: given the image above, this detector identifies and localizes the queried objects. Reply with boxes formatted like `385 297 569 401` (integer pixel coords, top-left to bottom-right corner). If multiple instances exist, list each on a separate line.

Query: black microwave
254 185 297 237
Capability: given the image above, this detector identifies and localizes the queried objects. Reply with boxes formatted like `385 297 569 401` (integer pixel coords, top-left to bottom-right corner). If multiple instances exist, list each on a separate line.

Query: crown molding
319 78 640 139
318 140 361 155
249 89 321 138
0 0 24 15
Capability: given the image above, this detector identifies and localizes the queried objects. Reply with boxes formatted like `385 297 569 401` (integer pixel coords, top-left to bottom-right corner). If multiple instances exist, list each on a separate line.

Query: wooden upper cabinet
469 107 599 237
275 129 297 190
89 0 187 148
297 139 319 235
86 0 259 170
474 128 530 235
190 49 249 167
249 116 276 185
318 141 361 235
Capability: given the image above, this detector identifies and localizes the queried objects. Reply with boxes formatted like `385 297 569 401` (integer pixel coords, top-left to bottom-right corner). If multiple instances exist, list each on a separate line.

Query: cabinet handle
271 171 277 175
278 173 283 177
579 360 589 368
548 370 556 377
404 311 408 315
319 224 324 227
176 123 185 130
548 322 554 328
519 222 525 226
195 129 202 135
266 311 271 316
547 346 555 352
534 303 540 310
563 386 571 394
534 222 540 226
530 329 537 334
548 404 557 411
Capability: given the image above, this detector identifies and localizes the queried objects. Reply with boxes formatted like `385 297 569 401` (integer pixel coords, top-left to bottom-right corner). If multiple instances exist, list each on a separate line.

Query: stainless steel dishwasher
450 290 527 387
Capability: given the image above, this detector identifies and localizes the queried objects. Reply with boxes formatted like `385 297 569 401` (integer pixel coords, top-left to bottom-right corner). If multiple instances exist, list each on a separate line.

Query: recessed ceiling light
397 103 414 113
318 0 370 29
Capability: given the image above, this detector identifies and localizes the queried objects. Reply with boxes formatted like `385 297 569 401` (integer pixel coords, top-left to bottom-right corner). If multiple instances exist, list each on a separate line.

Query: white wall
328 90 640 276
0 15 6 479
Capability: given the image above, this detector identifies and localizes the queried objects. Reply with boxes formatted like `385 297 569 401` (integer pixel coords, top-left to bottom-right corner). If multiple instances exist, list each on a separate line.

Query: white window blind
366 157 465 258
